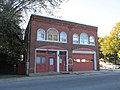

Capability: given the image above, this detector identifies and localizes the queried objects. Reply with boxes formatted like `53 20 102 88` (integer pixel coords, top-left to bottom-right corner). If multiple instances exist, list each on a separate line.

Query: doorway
49 57 56 71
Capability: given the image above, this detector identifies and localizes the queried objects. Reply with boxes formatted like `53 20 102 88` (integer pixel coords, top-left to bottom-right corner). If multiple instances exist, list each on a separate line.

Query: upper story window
73 33 79 44
90 36 95 45
60 32 67 43
47 28 59 41
37 29 45 41
80 33 88 44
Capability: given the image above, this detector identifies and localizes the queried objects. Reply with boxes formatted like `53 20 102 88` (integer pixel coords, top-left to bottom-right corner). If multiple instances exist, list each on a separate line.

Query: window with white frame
60 32 67 43
37 29 45 41
90 36 95 45
47 28 59 41
73 34 79 44
80 33 88 44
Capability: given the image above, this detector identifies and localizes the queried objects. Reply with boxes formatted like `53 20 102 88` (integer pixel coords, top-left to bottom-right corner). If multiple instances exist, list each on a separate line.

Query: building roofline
31 14 98 28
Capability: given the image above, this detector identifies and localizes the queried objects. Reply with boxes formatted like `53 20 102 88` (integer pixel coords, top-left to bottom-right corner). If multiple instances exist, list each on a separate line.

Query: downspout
26 18 32 76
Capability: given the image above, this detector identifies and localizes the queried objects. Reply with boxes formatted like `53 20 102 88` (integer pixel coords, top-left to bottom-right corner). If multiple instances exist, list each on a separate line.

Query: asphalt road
0 71 120 90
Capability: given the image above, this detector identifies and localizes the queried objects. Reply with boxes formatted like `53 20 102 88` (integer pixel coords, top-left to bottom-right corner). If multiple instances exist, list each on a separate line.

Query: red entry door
49 57 55 71
36 56 47 72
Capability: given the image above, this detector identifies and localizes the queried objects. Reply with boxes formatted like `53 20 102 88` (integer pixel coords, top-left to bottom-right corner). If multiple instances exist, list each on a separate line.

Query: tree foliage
0 0 65 65
99 22 120 63
0 0 65 19
98 37 104 59
110 22 120 58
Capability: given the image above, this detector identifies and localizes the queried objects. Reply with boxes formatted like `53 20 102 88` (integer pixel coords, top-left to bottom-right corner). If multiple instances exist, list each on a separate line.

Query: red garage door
72 54 94 71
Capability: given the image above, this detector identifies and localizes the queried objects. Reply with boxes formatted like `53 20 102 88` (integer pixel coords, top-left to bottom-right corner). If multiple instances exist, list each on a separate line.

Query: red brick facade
25 14 99 73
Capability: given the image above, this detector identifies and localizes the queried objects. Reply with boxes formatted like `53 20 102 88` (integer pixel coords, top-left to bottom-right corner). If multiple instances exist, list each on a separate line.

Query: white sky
57 0 120 37
24 0 120 37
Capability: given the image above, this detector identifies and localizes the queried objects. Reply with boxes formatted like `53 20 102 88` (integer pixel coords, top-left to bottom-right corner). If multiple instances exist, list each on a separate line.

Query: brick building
25 14 99 74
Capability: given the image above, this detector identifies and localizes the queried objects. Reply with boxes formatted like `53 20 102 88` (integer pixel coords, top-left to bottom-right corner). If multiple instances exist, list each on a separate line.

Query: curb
0 70 116 82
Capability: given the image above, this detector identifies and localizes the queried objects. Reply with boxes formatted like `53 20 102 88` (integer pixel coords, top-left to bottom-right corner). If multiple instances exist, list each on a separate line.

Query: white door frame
35 49 68 73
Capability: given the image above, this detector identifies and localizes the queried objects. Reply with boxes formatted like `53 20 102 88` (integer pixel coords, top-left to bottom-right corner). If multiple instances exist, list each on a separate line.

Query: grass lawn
0 74 25 79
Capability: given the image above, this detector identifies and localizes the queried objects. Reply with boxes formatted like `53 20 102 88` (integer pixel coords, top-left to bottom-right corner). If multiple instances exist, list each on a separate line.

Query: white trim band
72 51 95 54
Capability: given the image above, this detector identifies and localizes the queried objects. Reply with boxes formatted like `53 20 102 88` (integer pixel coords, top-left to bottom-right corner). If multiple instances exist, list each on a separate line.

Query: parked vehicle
105 63 120 69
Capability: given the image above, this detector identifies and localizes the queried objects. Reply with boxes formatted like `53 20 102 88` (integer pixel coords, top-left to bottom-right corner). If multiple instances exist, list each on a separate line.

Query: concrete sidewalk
29 70 114 77
0 70 117 82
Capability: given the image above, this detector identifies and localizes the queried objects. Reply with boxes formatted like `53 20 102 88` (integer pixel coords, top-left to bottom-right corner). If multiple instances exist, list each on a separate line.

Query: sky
57 0 120 37
24 0 120 37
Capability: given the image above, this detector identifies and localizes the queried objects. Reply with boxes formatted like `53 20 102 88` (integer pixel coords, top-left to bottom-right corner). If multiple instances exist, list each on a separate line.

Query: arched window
80 33 88 44
47 28 59 41
37 29 45 41
60 32 67 42
90 36 95 45
73 34 79 44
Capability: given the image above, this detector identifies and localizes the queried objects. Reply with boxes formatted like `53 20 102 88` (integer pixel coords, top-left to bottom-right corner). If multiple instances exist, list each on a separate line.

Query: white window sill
37 40 67 43
73 43 95 46
73 43 79 44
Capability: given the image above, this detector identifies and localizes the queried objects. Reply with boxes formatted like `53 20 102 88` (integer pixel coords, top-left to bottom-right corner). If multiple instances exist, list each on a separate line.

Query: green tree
118 51 120 58
110 22 120 59
0 0 65 73
98 37 104 59
99 22 120 64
